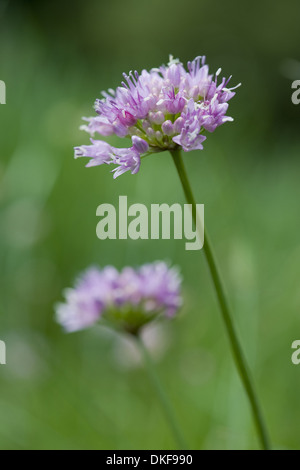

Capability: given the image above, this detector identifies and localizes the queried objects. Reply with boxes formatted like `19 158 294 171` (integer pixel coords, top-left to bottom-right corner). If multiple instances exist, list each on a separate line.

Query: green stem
136 335 188 450
170 149 271 451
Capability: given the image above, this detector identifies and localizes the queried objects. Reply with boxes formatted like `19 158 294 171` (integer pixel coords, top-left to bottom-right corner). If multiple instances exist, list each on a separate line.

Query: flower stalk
170 148 271 451
136 335 188 450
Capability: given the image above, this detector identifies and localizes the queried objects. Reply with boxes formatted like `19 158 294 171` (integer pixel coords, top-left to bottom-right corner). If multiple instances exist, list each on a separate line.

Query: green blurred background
0 0 300 450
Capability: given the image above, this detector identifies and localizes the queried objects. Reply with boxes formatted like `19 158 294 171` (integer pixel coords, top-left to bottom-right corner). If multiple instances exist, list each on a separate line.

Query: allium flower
75 55 240 178
56 262 182 334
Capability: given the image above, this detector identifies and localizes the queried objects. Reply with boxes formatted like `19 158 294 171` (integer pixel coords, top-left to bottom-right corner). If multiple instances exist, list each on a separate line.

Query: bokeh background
0 0 300 450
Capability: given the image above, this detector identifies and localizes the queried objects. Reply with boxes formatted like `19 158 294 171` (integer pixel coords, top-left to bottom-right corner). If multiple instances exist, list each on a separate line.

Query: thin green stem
170 149 271 450
135 335 188 450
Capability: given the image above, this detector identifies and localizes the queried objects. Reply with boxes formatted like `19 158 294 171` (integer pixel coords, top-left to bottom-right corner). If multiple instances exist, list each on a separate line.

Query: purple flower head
56 262 182 335
75 55 240 178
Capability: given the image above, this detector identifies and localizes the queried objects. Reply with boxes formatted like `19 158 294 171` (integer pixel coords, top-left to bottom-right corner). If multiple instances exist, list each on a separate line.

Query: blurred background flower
56 262 182 334
0 0 300 450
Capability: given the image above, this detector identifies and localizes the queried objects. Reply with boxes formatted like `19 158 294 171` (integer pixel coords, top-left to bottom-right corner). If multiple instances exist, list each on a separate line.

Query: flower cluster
75 55 240 178
56 262 182 334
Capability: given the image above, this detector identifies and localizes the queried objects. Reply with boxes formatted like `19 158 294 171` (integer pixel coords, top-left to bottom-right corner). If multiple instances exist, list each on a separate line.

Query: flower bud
152 111 165 125
162 120 174 136
132 136 149 154
174 117 185 133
